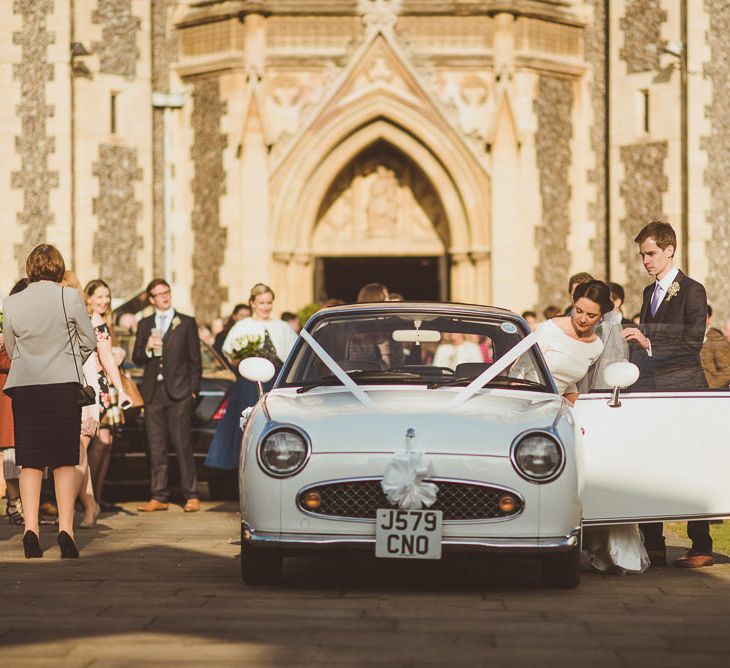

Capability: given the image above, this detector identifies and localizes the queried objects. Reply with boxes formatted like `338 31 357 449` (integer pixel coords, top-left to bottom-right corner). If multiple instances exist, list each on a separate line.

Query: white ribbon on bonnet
381 429 438 510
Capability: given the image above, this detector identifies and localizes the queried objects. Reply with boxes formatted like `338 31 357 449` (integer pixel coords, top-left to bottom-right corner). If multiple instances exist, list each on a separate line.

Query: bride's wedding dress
583 524 650 574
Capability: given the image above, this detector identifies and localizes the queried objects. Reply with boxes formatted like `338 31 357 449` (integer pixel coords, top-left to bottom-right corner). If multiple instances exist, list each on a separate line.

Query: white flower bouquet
228 334 262 361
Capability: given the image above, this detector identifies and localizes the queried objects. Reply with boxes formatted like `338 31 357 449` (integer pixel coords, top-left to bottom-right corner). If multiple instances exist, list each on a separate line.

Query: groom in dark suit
623 221 712 568
133 279 202 513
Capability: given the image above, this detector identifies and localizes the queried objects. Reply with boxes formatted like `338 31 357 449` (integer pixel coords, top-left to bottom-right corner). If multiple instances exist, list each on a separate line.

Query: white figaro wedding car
238 302 730 588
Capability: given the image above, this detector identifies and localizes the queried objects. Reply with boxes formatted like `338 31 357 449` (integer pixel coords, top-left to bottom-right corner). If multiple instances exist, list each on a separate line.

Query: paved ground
1 501 730 667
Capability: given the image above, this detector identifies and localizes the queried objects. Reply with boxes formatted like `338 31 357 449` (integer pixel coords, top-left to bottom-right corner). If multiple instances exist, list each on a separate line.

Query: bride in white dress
534 280 649 575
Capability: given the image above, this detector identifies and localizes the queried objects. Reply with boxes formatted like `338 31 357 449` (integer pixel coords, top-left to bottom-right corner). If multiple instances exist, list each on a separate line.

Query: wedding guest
521 310 538 331
207 284 296 471
564 272 594 314
281 311 301 334
60 271 98 529
433 333 483 369
357 282 389 303
1 278 30 526
623 220 712 568
213 303 250 357
3 245 96 558
116 312 138 334
133 279 202 513
605 282 633 326
83 279 131 517
701 305 730 389
542 305 561 320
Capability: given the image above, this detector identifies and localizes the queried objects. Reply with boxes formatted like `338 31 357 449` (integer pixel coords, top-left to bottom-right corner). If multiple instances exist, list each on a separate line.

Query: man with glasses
133 279 202 512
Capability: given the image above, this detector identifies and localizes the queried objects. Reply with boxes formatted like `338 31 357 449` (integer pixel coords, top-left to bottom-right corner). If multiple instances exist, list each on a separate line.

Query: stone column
470 249 491 306
239 13 270 292
450 252 475 304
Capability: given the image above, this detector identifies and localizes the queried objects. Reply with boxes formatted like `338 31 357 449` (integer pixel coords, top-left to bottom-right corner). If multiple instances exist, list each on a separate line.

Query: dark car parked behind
107 331 237 500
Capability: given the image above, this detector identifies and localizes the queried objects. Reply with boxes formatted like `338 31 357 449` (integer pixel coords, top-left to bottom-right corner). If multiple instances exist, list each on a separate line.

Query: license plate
375 508 443 560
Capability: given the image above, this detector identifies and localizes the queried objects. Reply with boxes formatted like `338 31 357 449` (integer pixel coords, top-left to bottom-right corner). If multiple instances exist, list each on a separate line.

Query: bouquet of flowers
228 334 262 362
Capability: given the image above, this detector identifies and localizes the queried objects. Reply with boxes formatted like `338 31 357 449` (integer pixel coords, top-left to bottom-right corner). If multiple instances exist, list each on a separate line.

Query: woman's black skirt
10 383 81 468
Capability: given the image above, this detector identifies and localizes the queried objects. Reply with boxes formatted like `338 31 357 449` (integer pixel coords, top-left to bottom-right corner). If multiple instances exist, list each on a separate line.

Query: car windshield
581 322 716 393
279 309 553 393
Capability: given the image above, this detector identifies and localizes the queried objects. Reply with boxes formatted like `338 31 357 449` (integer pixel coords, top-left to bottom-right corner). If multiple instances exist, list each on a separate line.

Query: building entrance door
315 256 448 303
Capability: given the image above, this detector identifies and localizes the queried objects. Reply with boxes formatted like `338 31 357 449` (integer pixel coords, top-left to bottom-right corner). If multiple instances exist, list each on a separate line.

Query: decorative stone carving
396 16 493 54
585 0 607 276
92 0 141 79
359 0 402 39
313 142 448 255
433 72 492 145
619 0 666 74
515 17 582 57
151 0 178 276
92 145 144 295
619 141 668 313
190 78 228 324
534 76 574 310
12 0 58 273
702 0 730 319
267 16 363 54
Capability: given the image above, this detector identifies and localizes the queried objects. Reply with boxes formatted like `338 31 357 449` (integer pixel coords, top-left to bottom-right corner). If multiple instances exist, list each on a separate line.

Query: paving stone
1 500 730 666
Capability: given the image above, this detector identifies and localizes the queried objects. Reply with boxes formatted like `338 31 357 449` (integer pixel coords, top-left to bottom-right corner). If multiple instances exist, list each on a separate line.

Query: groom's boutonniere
171 316 182 331
665 281 680 303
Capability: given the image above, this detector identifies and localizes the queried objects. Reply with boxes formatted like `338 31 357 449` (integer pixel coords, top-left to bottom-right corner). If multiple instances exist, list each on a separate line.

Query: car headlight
258 427 310 477
511 432 564 482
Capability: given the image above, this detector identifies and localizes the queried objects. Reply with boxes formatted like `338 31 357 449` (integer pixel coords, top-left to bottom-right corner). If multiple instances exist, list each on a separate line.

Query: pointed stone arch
269 89 491 307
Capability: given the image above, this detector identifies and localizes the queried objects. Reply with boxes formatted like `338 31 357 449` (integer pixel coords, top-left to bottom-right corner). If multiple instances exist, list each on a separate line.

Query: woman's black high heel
23 531 43 558
57 531 79 559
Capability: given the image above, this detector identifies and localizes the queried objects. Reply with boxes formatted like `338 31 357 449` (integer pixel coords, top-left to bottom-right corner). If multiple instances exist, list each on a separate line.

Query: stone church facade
1 0 729 324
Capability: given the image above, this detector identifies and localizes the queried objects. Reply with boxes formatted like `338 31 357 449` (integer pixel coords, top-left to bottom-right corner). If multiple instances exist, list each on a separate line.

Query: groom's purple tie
650 282 662 317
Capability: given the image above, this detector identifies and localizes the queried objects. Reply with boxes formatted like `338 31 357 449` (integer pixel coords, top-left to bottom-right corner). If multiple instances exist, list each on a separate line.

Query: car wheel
240 529 283 585
540 546 580 589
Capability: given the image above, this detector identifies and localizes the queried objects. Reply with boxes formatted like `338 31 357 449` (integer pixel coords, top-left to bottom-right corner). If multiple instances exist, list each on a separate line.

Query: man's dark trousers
146 380 197 502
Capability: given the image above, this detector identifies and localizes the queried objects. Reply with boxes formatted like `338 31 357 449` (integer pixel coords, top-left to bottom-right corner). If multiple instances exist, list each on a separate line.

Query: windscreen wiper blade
428 375 548 391
296 370 423 394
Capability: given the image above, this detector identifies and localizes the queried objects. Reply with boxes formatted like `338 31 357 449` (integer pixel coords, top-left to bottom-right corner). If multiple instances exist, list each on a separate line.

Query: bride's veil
578 322 629 393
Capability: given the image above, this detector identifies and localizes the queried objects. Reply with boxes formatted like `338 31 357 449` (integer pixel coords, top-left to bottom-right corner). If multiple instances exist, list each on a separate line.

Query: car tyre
240 529 283 585
541 545 580 589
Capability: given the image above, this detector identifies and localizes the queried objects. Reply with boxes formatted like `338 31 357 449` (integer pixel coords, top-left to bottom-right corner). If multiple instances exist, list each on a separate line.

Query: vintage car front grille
298 479 523 521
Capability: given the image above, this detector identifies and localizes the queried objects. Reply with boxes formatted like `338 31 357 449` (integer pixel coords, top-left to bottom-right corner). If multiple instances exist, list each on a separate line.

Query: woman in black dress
2 245 96 558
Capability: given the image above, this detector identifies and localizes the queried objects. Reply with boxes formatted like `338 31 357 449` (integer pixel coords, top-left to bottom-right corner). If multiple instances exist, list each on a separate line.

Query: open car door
574 389 730 526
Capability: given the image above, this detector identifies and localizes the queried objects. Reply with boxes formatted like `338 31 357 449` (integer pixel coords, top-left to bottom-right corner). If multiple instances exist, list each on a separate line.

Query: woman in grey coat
2 245 96 558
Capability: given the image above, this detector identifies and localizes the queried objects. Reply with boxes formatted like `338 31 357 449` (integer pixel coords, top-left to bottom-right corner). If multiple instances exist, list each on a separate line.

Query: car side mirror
603 361 640 408
239 357 276 397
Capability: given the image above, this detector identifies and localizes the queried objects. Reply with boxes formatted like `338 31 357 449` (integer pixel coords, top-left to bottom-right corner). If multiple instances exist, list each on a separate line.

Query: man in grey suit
133 279 202 513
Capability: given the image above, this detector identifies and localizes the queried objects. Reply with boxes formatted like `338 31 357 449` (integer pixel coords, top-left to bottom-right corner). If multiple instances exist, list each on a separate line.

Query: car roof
308 301 516 321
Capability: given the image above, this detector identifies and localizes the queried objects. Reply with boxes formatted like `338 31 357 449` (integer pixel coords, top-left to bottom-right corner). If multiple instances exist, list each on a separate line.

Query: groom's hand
622 327 650 350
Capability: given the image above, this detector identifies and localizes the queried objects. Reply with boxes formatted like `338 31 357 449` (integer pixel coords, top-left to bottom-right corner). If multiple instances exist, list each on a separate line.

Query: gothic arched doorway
312 141 450 302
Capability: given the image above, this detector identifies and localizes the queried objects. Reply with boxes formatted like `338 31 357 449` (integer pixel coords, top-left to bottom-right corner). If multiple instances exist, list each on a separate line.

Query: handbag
61 288 97 407
121 373 144 409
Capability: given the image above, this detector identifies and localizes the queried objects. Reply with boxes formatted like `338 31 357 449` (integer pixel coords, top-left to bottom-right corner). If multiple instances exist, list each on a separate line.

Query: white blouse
535 319 604 395
222 317 298 362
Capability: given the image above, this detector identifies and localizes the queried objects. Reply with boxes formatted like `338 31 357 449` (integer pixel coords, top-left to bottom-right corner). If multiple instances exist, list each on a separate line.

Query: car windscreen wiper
427 375 549 392
296 370 423 394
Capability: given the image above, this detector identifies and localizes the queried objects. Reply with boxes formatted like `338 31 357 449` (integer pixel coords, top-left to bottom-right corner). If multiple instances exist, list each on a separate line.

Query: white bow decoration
381 429 438 509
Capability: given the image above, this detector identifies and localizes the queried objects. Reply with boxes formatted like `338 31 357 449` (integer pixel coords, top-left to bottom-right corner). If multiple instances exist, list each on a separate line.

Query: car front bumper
241 522 580 554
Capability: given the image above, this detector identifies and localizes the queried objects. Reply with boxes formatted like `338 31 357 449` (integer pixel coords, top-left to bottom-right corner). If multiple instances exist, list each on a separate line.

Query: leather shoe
137 499 169 512
183 498 201 513
674 553 714 568
647 548 667 567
